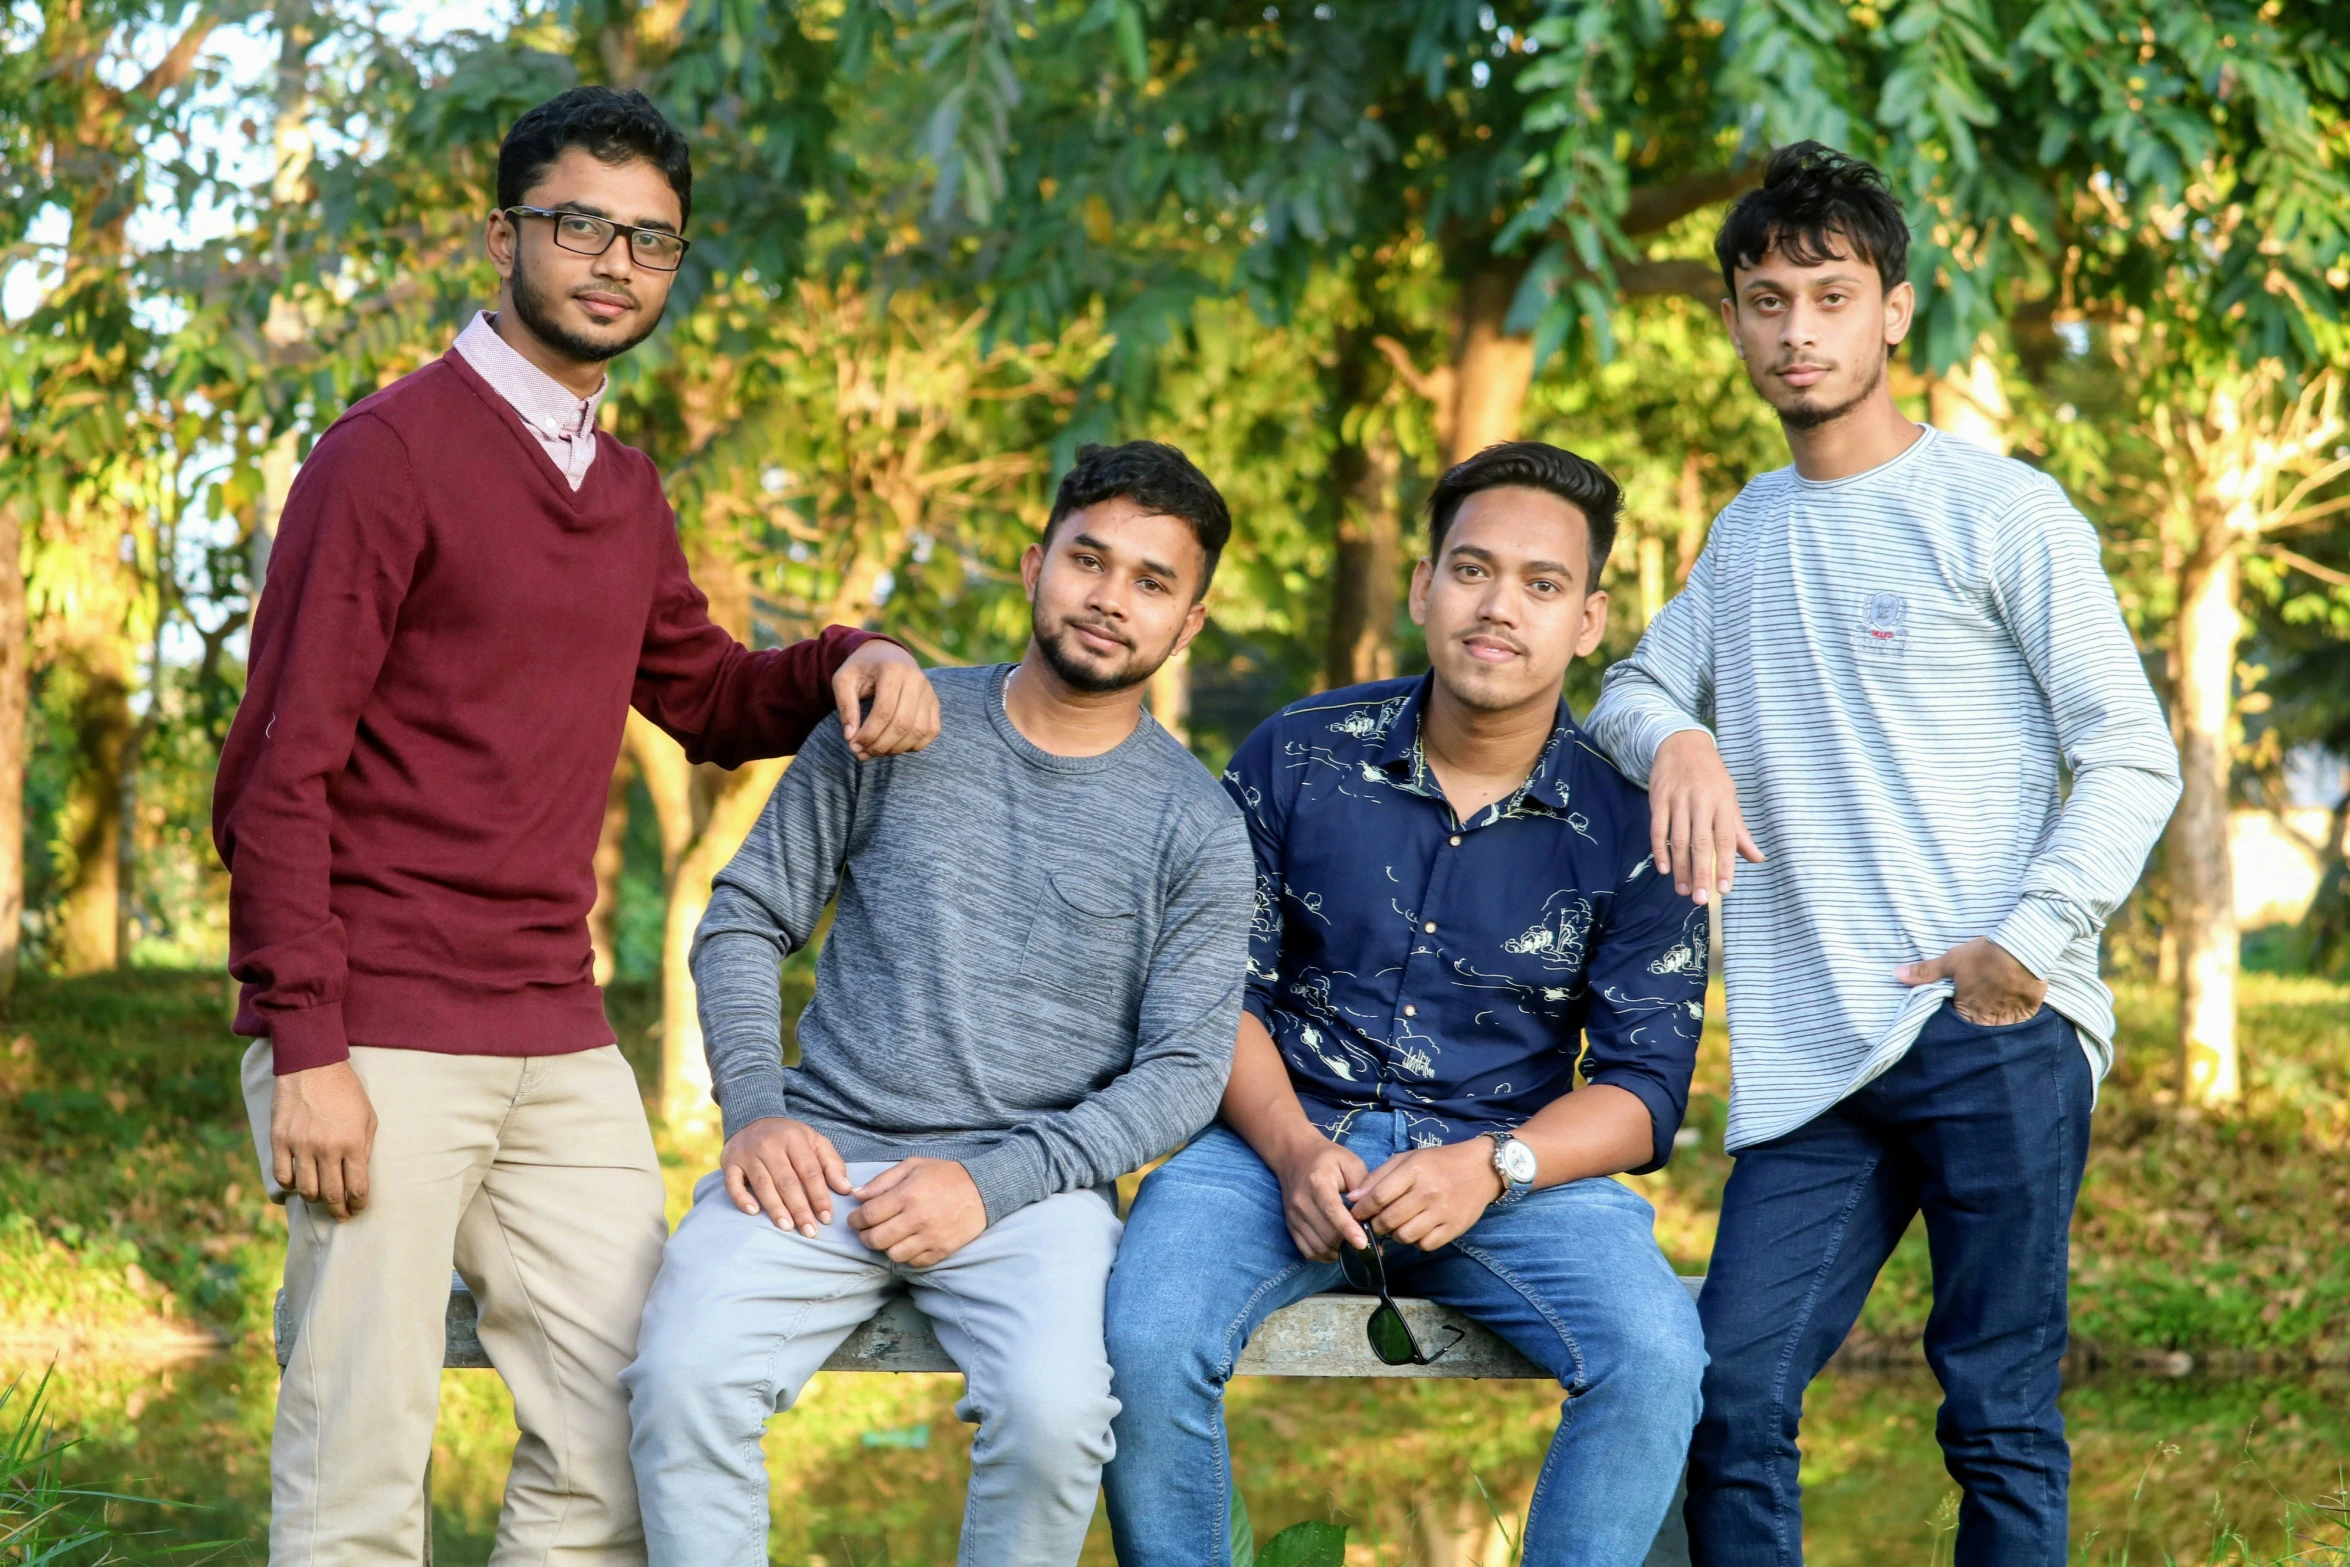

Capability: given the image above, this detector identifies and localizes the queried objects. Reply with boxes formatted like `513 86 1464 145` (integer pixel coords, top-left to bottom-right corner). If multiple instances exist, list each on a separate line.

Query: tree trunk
56 650 132 975
1148 644 1191 748
1446 263 1534 466
658 757 786 1133
1323 422 1402 689
1929 348 2012 455
0 503 23 1002
2170 535 2239 1106
1637 533 1667 626
589 753 634 987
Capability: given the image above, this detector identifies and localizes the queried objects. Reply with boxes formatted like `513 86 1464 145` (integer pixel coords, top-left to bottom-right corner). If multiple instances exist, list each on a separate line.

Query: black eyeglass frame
501 205 693 272
1340 1238 1465 1368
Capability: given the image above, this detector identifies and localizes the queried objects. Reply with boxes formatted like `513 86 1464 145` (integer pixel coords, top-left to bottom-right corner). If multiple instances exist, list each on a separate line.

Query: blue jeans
1685 1002 2092 1567
1103 1112 1706 1567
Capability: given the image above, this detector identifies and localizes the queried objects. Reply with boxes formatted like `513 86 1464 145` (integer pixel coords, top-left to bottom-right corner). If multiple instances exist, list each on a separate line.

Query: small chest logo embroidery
1855 591 1909 655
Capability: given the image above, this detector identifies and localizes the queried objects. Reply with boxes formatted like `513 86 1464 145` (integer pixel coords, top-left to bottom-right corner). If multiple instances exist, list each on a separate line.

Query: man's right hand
272 1060 378 1221
1266 1133 1372 1262
1649 728 1765 905
723 1116 852 1237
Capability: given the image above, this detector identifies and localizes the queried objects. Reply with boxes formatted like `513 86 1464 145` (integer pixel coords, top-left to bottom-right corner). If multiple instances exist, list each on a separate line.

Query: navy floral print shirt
1222 675 1709 1172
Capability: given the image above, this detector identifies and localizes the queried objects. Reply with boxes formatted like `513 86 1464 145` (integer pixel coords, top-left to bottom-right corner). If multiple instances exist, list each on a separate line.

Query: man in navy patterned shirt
1103 442 1711 1567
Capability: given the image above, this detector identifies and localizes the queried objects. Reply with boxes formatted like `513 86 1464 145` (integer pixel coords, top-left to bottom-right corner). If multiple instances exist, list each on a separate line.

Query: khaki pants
243 1042 668 1567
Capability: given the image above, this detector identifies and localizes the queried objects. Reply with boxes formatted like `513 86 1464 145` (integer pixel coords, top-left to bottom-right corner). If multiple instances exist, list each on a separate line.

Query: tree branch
1617 259 1724 304
1621 166 1765 238
132 10 221 101
2265 544 2350 587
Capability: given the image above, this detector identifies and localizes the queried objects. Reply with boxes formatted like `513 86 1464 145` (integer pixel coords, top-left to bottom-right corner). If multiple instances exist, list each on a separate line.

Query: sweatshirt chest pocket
1019 871 1143 1012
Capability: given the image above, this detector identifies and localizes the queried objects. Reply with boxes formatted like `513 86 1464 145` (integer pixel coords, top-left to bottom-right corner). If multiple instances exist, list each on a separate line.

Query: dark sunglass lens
1366 1301 1419 1367
1340 1244 1378 1293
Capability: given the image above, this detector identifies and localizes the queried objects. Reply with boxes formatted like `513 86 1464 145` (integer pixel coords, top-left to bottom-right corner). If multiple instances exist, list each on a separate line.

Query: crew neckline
981 662 1162 774
1788 422 1937 491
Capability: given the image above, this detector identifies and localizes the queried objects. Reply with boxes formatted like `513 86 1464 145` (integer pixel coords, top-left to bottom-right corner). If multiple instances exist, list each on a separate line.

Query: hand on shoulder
833 640 941 761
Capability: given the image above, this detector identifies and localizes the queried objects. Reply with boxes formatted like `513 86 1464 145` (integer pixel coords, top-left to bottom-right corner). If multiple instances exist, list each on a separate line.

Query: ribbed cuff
959 1139 1050 1227
715 1072 792 1142
1587 1071 1677 1175
264 1003 350 1075
1990 895 2083 981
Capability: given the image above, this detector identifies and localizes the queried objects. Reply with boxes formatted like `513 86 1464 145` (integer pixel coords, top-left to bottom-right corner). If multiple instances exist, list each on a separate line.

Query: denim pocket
1935 999 2053 1036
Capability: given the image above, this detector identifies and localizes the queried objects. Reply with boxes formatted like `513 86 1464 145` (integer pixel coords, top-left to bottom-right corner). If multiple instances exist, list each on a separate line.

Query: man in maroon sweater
213 86 939 1565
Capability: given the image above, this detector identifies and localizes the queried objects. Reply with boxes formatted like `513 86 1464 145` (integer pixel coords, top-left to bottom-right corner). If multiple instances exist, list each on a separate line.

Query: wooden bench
273 1277 1703 1563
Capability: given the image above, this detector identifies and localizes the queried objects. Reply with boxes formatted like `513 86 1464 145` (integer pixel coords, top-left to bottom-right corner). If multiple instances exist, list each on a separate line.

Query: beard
509 246 664 364
1030 606 1173 695
1769 346 1886 431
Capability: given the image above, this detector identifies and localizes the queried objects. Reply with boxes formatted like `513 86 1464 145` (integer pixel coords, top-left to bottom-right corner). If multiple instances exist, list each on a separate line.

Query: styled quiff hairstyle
1426 441 1624 583
497 86 694 228
1714 141 1911 295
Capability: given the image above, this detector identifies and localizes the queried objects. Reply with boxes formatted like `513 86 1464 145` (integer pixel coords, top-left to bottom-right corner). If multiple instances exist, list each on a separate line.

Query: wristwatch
1486 1131 1537 1207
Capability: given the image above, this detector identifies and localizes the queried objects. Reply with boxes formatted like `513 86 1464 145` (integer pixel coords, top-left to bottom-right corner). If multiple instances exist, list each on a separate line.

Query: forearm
1586 666 1711 788
1992 759 2183 976
1218 1011 1324 1162
1510 1083 1655 1187
692 919 796 1138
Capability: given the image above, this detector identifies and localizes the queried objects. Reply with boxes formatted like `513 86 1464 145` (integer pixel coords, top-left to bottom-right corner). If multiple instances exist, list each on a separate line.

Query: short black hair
1044 441 1233 595
1714 141 1909 295
1427 441 1623 585
498 87 693 229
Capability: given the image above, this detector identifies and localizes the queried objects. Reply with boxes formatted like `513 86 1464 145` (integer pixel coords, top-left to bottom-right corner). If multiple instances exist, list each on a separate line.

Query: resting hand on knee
723 1116 852 1237
848 1157 987 1266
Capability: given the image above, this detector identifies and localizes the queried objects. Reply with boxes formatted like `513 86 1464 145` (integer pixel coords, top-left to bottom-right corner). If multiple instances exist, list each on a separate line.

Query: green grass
1 967 2346 1565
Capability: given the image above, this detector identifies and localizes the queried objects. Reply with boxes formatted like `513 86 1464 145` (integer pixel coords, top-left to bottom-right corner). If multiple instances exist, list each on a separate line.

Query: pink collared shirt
452 311 605 490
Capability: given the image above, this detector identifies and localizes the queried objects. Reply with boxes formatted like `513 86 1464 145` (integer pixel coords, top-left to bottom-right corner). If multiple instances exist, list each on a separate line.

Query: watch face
1501 1139 1538 1185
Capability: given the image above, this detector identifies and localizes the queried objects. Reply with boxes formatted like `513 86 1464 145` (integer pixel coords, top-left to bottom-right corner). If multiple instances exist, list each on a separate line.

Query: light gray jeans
623 1166 1122 1567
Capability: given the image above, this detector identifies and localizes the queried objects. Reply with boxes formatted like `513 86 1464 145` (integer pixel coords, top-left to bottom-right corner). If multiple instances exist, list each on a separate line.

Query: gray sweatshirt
691 663 1254 1223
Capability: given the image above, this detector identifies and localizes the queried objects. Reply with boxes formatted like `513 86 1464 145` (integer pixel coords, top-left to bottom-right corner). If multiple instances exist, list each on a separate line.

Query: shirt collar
452 310 605 441
1374 673 1579 816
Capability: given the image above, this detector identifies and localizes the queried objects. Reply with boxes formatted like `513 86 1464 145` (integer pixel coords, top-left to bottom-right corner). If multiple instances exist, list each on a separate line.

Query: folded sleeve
1578 818 1711 1174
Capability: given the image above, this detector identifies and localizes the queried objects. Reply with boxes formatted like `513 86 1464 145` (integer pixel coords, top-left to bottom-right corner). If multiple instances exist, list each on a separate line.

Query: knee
624 1303 753 1435
1591 1306 1708 1421
980 1369 1119 1485
1104 1277 1225 1398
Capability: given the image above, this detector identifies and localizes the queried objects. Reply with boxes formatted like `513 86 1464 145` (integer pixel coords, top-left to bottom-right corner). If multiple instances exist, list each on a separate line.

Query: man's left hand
847 1157 988 1267
1898 936 2048 1026
833 640 941 761
1346 1140 1504 1253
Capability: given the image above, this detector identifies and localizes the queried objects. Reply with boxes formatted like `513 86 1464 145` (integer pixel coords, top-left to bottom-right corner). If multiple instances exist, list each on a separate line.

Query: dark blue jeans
1685 1001 2092 1567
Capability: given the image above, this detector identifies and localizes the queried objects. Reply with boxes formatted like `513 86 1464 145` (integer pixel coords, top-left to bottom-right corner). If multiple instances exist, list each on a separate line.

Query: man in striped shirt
1586 143 2179 1566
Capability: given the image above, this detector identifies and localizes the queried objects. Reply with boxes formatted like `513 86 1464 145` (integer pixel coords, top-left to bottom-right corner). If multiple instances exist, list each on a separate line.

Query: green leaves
1228 1487 1349 1567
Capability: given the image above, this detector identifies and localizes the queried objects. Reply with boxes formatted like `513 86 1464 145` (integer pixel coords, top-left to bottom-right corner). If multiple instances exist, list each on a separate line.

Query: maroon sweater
214 350 878 1075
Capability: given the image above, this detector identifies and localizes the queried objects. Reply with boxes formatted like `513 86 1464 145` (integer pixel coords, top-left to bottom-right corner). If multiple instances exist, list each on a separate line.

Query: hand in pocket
1897 937 2047 1026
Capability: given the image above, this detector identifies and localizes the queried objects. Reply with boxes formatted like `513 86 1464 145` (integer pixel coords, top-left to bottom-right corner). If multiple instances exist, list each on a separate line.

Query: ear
1883 278 1917 349
486 209 518 282
1406 556 1434 627
1717 293 1742 358
1171 597 1209 658
1020 542 1044 601
1574 588 1610 659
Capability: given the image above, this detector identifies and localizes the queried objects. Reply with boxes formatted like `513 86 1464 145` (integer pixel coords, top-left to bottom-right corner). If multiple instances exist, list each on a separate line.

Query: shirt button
1403 1005 1418 1018
1423 921 1437 933
1448 835 1461 847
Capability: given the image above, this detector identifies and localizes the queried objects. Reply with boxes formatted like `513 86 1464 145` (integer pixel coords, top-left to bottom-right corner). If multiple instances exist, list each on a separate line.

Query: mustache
1056 615 1134 651
1457 629 1528 657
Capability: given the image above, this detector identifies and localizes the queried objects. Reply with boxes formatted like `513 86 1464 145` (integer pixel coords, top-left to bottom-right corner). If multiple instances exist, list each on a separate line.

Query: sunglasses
1340 1237 1464 1368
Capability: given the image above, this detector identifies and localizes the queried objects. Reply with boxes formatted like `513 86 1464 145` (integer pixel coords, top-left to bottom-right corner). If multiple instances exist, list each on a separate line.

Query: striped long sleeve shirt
1586 426 2180 1152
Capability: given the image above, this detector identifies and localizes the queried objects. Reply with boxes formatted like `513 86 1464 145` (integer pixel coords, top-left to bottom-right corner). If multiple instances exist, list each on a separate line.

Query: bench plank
273 1276 1705 1380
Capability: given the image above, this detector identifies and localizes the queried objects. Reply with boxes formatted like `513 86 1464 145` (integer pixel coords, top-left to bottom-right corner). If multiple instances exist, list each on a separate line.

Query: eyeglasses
1340 1238 1463 1368
502 206 692 272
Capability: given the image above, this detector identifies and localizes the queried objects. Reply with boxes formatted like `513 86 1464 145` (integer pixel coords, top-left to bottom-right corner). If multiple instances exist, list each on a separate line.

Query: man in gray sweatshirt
623 441 1253 1567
